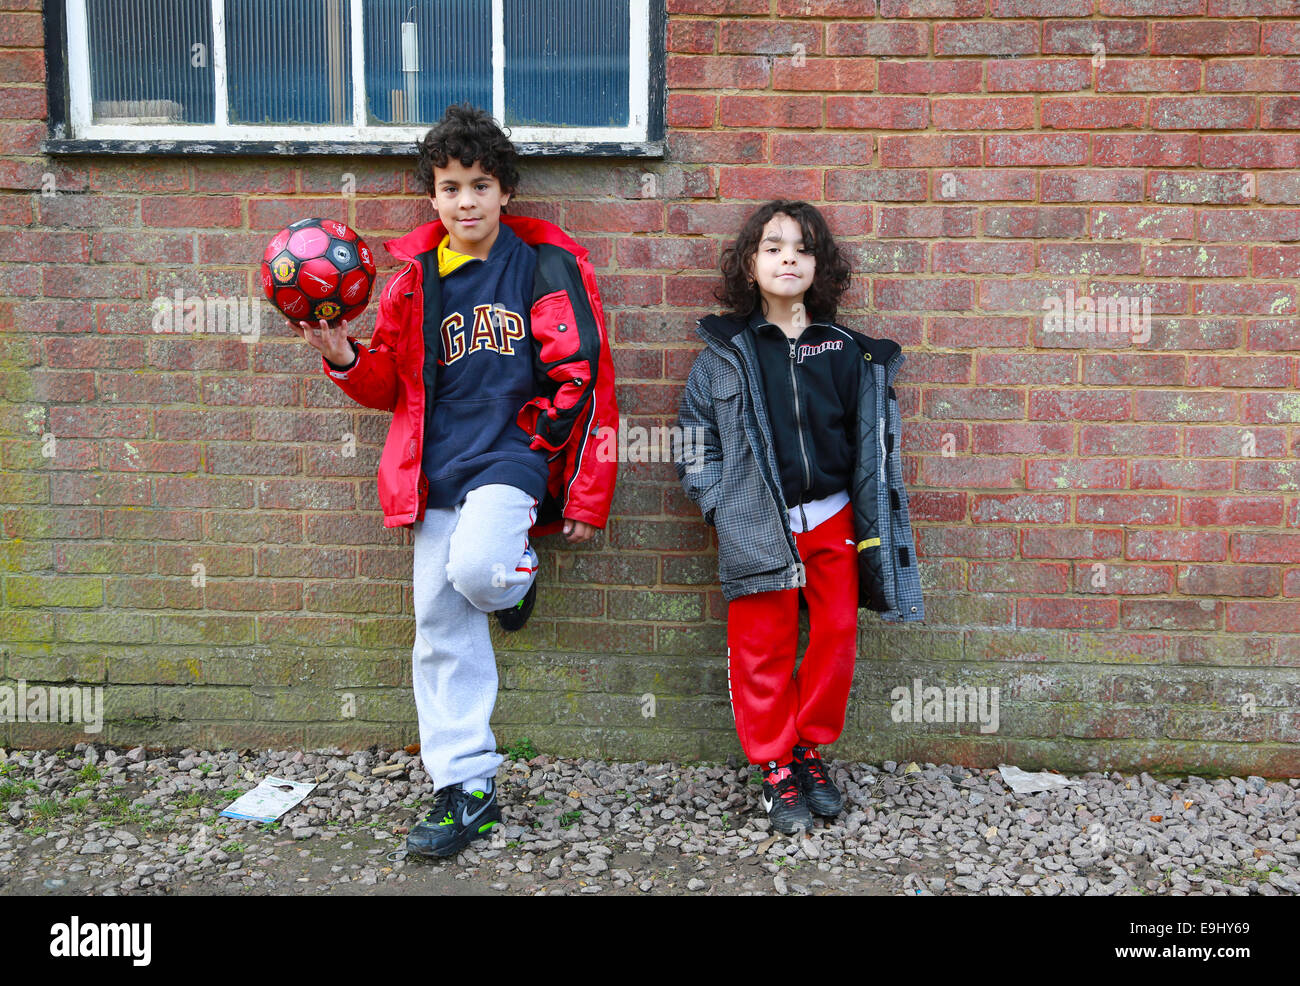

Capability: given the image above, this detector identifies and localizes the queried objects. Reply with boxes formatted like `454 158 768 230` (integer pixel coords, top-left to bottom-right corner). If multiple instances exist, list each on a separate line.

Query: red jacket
321 215 618 534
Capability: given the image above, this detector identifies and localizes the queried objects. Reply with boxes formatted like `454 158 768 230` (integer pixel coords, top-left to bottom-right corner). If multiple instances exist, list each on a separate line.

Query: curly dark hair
715 200 852 323
414 102 520 201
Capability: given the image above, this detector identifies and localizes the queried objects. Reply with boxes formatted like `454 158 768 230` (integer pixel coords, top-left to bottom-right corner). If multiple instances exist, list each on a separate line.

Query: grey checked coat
674 313 925 622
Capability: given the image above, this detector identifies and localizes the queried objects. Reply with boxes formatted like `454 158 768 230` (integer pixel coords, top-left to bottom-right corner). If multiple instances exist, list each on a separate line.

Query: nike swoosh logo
461 798 491 827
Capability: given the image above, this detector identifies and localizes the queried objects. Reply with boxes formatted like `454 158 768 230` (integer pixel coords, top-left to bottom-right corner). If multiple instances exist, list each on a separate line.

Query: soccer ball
261 218 377 326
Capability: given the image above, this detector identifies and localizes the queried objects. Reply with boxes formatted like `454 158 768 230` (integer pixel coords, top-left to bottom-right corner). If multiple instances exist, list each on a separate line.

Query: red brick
1043 21 1150 56
1022 529 1124 559
1093 133 1199 167
1019 597 1119 629
719 19 822 55
986 134 1089 167
970 561 1070 592
934 22 1039 57
1132 460 1234 489
988 59 1090 95
719 94 821 128
1206 58 1300 92
668 19 716 53
1144 245 1247 280
1253 246 1300 278
1041 242 1143 275
827 96 927 130
1261 96 1300 129
933 97 1035 131
881 60 983 93
879 205 976 237
826 168 925 201
0 85 45 118
667 93 715 128
1153 21 1258 55
1120 599 1222 631
1234 532 1300 564
141 196 241 228
666 130 766 164
971 494 1069 524
875 278 973 311
667 54 770 89
1151 96 1256 130
920 456 1023 489
772 133 874 166
826 22 928 56
1139 393 1237 425
1072 564 1174 596
1043 97 1146 130
935 244 1034 275
1040 171 1143 204
918 527 1018 558
779 0 877 13
879 134 980 166
879 0 984 12
1201 135 1300 169
1179 564 1280 597
1029 387 1133 418
1025 459 1126 489
1226 601 1300 632
983 208 1088 240
1262 23 1300 55
1098 59 1202 93
1128 531 1229 561
0 48 41 82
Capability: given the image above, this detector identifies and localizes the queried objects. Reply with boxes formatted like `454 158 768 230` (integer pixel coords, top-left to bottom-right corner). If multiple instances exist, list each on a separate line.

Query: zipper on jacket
787 336 812 533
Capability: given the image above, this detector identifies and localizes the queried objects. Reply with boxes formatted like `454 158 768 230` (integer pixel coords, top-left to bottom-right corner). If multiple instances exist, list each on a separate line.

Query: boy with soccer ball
290 103 618 857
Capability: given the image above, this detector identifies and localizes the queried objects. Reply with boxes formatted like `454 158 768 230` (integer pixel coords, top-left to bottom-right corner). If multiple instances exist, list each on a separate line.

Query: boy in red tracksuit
289 103 618 858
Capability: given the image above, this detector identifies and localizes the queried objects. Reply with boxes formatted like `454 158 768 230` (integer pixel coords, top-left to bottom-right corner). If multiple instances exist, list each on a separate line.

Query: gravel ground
1 743 1296 897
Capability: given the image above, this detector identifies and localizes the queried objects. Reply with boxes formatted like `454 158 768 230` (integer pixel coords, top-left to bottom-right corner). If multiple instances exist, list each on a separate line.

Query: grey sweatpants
411 483 539 791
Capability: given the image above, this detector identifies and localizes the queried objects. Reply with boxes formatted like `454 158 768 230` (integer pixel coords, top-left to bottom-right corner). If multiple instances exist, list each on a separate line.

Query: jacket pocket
531 290 581 362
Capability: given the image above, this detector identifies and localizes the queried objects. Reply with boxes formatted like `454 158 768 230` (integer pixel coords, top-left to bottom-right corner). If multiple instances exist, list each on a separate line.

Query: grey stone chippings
0 744 1294 896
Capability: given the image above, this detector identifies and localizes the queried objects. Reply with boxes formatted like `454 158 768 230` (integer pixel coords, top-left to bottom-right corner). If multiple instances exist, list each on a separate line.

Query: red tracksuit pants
725 502 860 766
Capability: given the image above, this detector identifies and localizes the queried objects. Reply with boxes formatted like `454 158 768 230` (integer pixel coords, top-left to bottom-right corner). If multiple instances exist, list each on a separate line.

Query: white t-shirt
788 489 850 533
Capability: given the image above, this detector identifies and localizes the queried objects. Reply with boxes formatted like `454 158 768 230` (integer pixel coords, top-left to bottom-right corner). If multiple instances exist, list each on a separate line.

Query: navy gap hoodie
421 221 549 508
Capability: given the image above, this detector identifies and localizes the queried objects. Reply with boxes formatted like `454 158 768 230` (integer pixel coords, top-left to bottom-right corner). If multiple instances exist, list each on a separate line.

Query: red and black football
260 218 376 326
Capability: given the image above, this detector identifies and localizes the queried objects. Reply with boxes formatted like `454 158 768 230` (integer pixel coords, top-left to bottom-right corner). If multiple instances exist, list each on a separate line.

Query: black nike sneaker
405 780 501 858
494 548 539 632
792 745 843 817
760 761 813 835
494 579 536 632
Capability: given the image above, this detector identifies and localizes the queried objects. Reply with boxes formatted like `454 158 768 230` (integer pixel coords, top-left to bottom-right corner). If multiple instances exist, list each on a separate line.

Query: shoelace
766 767 802 807
801 755 830 787
421 788 454 826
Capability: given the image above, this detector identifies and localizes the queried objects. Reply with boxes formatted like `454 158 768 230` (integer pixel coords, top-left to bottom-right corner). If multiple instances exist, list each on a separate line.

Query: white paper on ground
998 765 1082 795
220 776 317 823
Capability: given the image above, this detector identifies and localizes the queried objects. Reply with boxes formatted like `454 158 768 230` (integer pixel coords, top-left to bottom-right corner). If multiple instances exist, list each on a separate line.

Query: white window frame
64 0 651 145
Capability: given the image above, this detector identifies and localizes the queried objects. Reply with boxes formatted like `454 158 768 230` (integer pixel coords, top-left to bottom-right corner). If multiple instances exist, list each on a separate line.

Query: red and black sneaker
792 746 843 818
760 760 813 834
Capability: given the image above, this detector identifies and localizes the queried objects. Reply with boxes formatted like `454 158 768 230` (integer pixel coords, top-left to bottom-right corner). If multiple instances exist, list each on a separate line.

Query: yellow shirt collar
437 234 478 278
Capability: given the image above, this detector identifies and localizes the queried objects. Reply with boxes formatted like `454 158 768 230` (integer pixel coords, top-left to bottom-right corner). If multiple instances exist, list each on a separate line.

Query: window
44 0 665 156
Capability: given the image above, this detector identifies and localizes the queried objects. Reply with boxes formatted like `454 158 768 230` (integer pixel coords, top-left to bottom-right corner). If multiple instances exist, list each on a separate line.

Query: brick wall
1 0 1298 775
